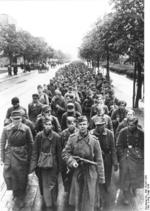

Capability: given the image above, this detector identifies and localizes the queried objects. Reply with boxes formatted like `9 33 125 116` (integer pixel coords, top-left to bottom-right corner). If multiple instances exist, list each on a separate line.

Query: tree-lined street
0 1 145 211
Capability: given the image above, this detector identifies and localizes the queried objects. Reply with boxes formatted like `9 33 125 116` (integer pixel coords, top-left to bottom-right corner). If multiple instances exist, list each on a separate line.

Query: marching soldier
30 118 61 209
111 100 127 134
62 116 105 211
60 117 79 198
5 97 27 125
116 117 144 205
0 111 33 208
90 117 118 208
89 105 113 132
61 103 81 130
35 105 61 134
28 94 43 124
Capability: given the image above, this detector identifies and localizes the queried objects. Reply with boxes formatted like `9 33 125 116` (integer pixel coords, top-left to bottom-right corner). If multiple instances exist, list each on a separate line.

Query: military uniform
0 122 33 196
30 130 61 207
35 114 61 134
116 126 144 191
90 114 113 132
111 108 127 134
62 131 105 211
28 101 43 123
60 127 79 192
90 128 117 189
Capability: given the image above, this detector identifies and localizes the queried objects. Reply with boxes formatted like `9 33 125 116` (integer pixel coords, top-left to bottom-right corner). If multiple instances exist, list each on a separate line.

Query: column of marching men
0 61 144 211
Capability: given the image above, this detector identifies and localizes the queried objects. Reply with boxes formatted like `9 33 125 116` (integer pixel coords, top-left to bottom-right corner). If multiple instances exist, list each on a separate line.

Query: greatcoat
116 126 144 190
62 131 105 211
0 123 33 195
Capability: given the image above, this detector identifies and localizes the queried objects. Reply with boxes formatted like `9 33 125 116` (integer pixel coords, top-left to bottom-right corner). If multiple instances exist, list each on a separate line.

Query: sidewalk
0 69 37 83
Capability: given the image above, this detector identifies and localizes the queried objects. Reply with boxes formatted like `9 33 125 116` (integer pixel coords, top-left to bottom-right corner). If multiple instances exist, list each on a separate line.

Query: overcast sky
0 0 112 59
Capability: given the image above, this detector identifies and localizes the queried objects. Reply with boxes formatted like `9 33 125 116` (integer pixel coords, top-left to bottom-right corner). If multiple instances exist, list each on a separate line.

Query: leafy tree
0 24 21 64
79 0 144 107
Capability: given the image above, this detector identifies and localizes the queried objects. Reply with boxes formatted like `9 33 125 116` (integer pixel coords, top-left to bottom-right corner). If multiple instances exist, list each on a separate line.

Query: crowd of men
0 61 144 211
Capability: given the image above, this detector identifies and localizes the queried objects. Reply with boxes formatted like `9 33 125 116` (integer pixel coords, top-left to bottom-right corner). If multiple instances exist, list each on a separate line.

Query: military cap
67 103 75 111
78 116 88 123
95 117 106 125
42 105 51 113
11 97 19 105
67 116 76 124
32 93 39 98
11 110 22 119
118 100 127 106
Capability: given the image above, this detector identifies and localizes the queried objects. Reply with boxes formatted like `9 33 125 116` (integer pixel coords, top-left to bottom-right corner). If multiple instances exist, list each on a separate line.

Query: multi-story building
0 14 17 26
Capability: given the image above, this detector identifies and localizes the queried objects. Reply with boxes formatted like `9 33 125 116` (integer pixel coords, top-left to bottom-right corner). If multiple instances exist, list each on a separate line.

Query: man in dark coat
82 91 94 121
35 105 61 134
116 118 144 205
90 117 118 207
61 103 81 130
60 117 79 198
4 97 27 125
90 94 109 118
64 93 82 114
62 116 105 211
28 94 43 124
0 111 33 207
89 105 113 132
37 85 49 105
111 100 127 134
51 89 66 122
30 118 61 209
115 109 142 139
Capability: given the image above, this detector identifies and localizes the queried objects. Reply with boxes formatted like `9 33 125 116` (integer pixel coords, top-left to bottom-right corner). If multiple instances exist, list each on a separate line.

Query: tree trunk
132 62 137 108
106 46 110 81
9 55 13 65
135 60 142 108
97 56 100 71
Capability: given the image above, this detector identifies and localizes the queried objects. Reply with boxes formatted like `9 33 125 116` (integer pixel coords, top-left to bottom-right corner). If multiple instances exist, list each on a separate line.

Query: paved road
0 65 144 211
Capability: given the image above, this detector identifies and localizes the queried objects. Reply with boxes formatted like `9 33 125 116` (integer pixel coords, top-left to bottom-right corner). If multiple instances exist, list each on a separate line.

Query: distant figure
13 63 18 75
8 64 12 76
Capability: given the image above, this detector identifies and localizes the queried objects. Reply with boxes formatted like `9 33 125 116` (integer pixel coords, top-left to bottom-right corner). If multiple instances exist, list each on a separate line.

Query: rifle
72 156 97 166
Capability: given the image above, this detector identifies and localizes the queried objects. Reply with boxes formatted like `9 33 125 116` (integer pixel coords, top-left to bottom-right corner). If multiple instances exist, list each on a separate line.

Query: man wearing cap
90 95 109 118
4 97 27 125
62 116 105 211
89 105 113 132
0 111 33 207
21 110 36 138
35 105 61 134
28 94 43 124
115 109 142 139
82 91 94 121
61 103 81 130
111 100 128 134
90 117 118 207
37 85 49 105
116 118 144 205
60 117 79 199
51 89 66 122
30 118 61 209
64 93 82 114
